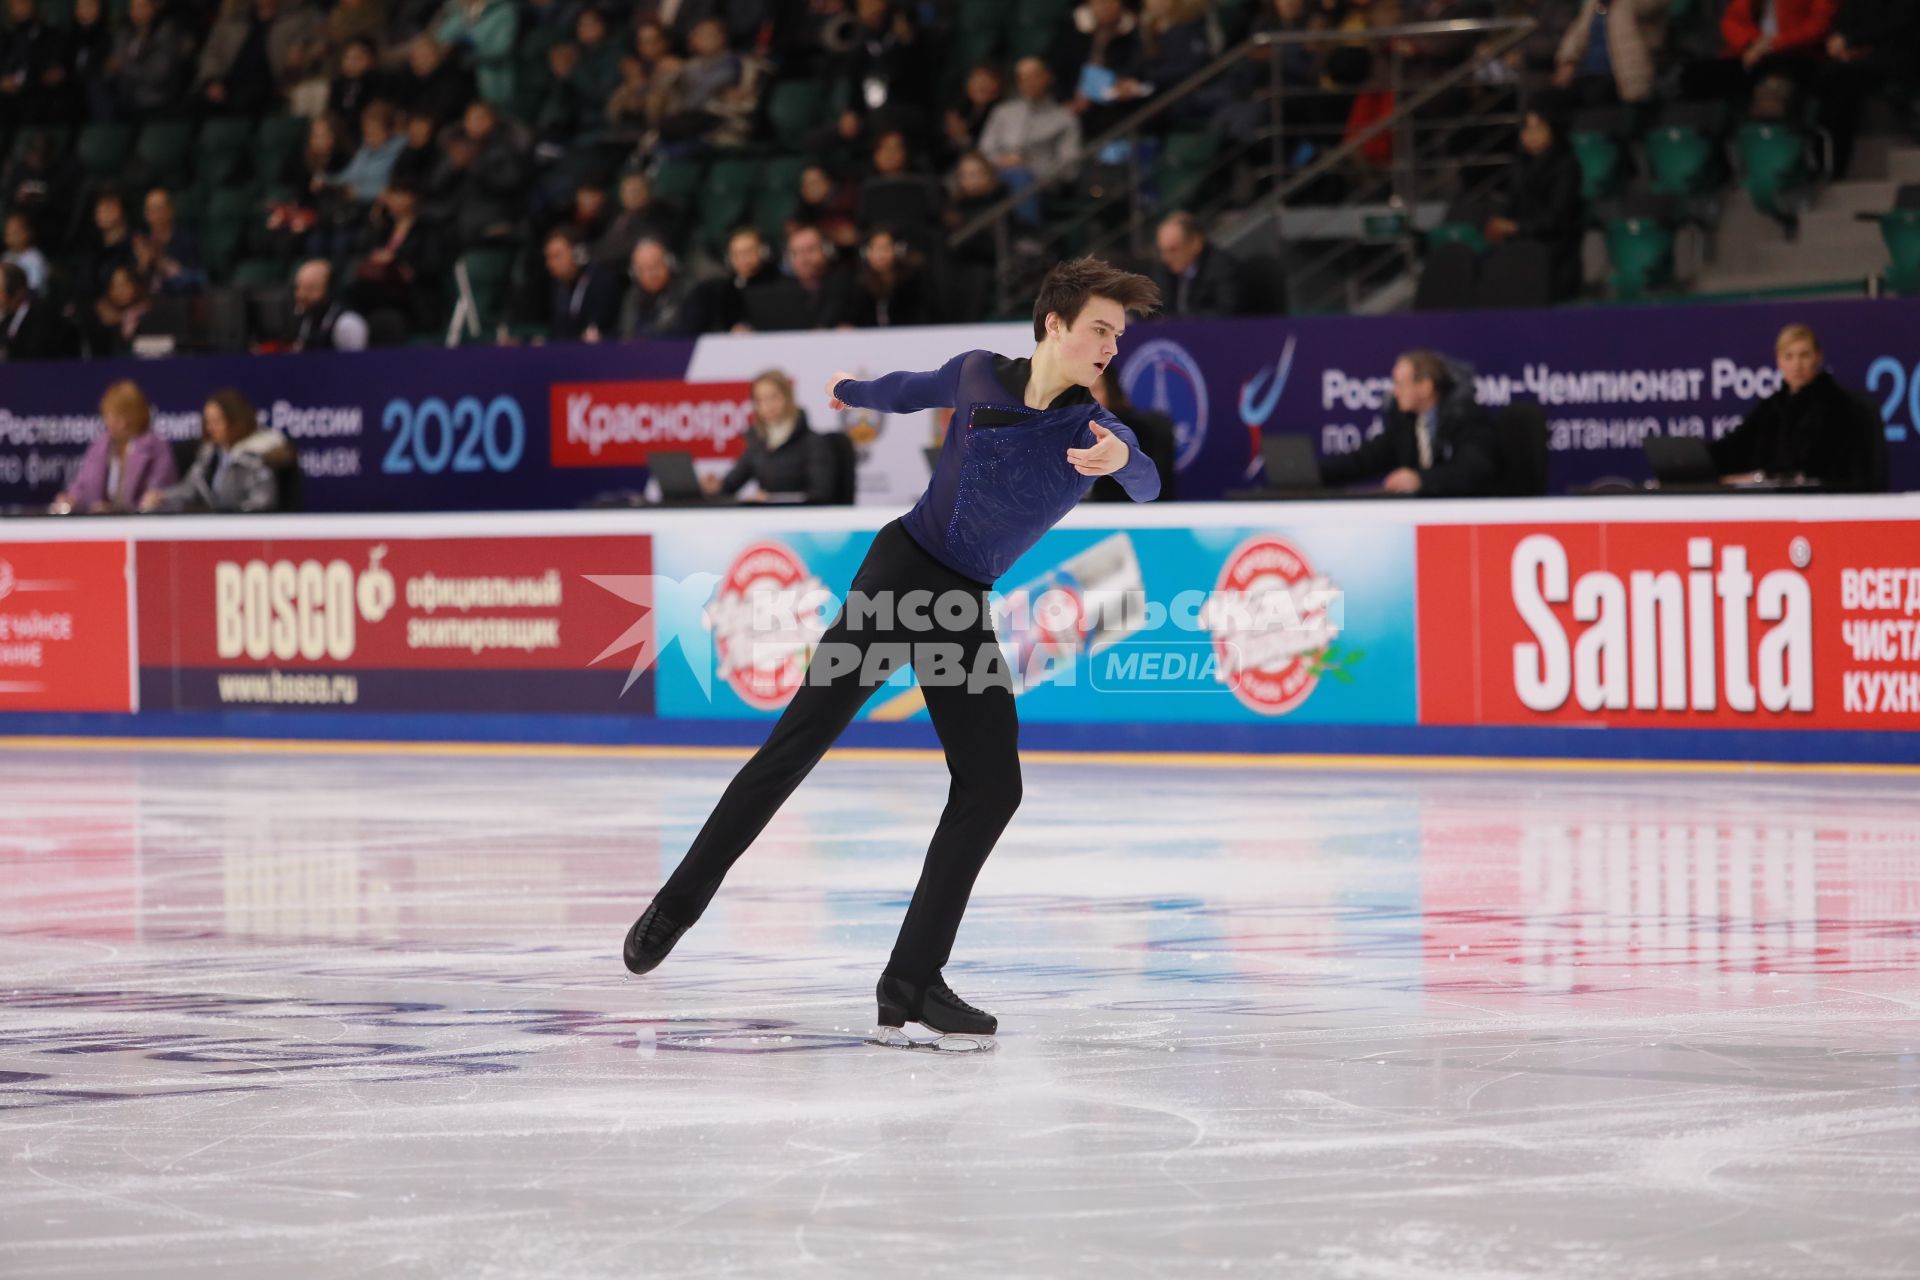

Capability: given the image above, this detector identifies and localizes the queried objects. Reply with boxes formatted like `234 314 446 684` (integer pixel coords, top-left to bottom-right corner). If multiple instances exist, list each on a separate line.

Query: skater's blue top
834 351 1160 584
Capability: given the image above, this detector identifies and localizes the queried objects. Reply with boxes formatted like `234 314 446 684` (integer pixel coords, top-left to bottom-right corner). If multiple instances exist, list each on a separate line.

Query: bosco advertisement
648 522 1418 726
1417 521 1920 732
136 535 657 715
0 539 133 713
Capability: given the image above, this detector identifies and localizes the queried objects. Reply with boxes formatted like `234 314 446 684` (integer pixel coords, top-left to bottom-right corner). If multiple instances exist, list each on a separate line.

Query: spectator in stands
851 226 929 328
2 210 47 294
196 0 328 117
1086 363 1176 502
941 63 1005 166
142 388 291 514
618 237 690 338
135 188 206 296
347 181 441 334
860 130 942 232
1150 212 1243 316
1551 0 1670 106
0 261 69 358
685 225 777 334
570 7 623 103
630 18 681 86
535 39 591 143
289 258 370 350
1711 323 1887 492
2 126 73 235
434 0 516 107
541 225 621 342
945 150 1008 270
594 170 678 266
655 16 760 148
390 109 441 189
832 0 930 142
1484 107 1583 301
1320 349 1498 495
1054 0 1149 137
86 264 153 357
329 37 387 129
335 100 405 201
556 175 612 248
607 44 675 132
77 190 138 299
52 380 178 515
701 369 838 504
980 56 1082 209
1816 0 1918 179
1683 0 1832 105
65 0 113 124
1139 0 1222 127
434 100 529 245
0 0 63 127
104 0 194 120
796 163 860 251
394 34 472 126
774 222 858 330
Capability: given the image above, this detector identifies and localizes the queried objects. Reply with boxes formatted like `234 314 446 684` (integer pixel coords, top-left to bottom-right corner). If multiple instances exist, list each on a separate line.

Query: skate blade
867 1024 996 1054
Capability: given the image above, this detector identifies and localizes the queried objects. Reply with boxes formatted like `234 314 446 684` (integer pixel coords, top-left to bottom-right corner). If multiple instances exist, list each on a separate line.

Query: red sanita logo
703 541 828 711
1202 534 1342 716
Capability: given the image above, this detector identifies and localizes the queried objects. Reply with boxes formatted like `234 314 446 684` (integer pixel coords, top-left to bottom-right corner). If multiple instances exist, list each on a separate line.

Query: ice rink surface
3 740 1918 1279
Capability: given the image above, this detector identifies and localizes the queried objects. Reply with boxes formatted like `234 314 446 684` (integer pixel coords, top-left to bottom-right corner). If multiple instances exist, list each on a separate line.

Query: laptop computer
1259 435 1323 489
742 280 813 332
1643 435 1718 485
649 450 737 505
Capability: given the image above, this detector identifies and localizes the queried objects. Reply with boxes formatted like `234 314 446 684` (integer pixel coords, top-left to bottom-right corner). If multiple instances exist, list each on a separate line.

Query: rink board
1 495 1917 764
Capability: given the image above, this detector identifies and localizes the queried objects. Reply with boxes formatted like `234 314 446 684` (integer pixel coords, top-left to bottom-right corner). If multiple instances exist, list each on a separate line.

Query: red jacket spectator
1721 0 1839 56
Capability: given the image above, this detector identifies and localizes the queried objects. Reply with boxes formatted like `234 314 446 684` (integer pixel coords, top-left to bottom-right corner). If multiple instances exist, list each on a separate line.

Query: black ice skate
870 973 997 1053
622 901 689 976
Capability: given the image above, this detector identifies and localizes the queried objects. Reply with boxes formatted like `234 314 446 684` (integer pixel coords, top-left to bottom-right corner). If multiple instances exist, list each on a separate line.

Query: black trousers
654 519 1021 985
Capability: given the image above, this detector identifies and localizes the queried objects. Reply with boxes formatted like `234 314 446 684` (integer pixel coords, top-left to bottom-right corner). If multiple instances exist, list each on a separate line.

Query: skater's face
1049 295 1126 386
1777 338 1821 392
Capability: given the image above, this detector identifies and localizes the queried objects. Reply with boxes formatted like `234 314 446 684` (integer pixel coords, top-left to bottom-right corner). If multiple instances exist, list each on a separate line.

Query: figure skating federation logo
1201 535 1346 717
1120 339 1208 470
703 541 829 711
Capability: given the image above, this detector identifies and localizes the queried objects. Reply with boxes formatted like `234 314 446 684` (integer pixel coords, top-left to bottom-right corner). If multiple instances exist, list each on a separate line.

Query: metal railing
946 16 1537 316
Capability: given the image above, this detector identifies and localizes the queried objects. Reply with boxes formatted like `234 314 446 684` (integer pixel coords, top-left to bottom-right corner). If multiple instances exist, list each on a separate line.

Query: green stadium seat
1737 121 1809 221
1427 221 1487 253
1879 209 1920 295
1604 215 1674 299
1569 130 1624 204
697 157 763 256
75 123 133 182
133 120 196 190
230 257 292 288
458 247 516 336
1646 123 1723 198
1154 131 1220 211
201 187 260 282
648 157 706 209
766 79 830 152
194 117 255 189
751 155 810 240
252 115 310 187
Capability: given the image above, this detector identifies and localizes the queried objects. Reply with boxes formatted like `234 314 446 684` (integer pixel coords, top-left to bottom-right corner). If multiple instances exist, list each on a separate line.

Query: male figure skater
623 257 1162 1044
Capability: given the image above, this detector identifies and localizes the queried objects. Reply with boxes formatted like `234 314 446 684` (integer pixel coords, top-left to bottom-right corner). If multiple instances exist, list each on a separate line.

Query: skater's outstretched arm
827 351 968 414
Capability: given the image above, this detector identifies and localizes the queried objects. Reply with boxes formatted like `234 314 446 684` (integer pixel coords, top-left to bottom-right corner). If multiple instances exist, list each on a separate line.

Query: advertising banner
650 521 1418 726
548 378 753 469
1120 298 1920 500
0 342 695 512
1418 520 1920 732
135 534 657 714
0 538 132 712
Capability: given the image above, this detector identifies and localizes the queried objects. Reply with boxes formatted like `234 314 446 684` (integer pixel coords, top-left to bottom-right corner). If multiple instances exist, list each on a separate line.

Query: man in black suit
0 262 71 361
1150 211 1244 317
1320 349 1499 496
541 226 622 343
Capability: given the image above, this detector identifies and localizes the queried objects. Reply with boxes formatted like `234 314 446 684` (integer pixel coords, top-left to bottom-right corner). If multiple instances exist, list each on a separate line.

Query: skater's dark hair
1032 256 1160 341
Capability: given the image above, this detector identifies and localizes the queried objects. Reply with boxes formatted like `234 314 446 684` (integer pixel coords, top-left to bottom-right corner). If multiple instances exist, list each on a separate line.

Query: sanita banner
1417 521 1920 731
650 522 1418 726
135 534 657 714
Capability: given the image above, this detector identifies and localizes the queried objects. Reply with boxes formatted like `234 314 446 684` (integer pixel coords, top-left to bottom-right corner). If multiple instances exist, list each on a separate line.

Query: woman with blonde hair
699 369 840 504
52 381 177 514
1710 324 1888 493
